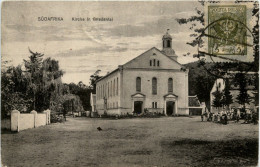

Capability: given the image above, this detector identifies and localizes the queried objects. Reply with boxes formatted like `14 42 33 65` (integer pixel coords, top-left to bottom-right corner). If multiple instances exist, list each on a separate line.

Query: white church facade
95 31 189 116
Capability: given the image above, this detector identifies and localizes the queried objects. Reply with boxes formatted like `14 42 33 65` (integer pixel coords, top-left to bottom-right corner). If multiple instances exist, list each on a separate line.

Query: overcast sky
2 1 202 84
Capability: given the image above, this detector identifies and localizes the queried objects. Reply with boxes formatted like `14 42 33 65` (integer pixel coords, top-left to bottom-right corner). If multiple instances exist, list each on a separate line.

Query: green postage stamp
208 5 247 55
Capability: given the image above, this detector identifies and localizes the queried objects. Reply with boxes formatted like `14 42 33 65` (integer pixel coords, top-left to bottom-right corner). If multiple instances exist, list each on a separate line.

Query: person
217 111 221 123
208 112 213 121
236 108 241 122
63 109 66 121
252 108 258 125
201 112 204 122
223 110 228 125
233 108 237 122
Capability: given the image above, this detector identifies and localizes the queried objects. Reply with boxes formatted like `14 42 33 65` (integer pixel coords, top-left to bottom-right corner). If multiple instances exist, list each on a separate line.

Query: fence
10 109 51 132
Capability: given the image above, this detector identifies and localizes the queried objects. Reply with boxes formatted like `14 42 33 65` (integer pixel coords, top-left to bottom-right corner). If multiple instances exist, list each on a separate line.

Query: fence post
11 110 20 132
30 110 37 128
43 110 48 125
47 109 51 124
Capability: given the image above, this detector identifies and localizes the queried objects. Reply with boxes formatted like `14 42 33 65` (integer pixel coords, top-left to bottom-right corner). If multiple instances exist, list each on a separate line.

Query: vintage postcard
1 1 259 167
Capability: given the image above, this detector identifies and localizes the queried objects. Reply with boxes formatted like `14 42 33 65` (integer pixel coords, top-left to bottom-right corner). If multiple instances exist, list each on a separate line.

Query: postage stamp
208 5 247 55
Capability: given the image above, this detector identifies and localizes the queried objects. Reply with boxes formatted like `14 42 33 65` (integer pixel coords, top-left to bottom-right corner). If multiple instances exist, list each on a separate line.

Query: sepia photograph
1 1 259 166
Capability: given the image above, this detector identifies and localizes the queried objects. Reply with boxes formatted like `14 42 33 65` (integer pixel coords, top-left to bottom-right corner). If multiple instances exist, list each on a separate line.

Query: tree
89 70 102 93
1 65 31 118
252 2 259 106
23 48 44 110
212 89 223 111
235 72 251 110
221 78 233 109
23 49 64 112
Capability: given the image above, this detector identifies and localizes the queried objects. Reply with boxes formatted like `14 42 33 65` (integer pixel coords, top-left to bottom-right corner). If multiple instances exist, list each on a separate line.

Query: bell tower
162 29 178 61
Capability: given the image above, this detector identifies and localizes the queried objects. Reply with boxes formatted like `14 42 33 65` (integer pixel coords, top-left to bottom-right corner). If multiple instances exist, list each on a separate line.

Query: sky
2 1 204 85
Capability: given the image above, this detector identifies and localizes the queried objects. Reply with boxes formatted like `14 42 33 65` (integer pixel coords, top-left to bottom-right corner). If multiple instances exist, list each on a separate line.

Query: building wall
121 68 189 115
96 70 121 115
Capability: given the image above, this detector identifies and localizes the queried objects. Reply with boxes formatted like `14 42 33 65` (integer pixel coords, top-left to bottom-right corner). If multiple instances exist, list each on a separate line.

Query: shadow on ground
161 138 258 167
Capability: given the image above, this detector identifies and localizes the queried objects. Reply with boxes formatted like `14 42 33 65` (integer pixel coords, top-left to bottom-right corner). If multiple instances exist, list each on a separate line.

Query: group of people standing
201 107 258 125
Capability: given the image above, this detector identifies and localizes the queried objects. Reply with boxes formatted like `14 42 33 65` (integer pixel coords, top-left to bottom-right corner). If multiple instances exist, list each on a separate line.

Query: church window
152 102 157 108
152 77 157 95
111 81 112 97
168 78 173 93
108 82 109 98
117 77 118 95
167 40 171 47
113 79 115 96
150 60 152 66
153 59 156 66
136 77 141 92
105 84 107 97
97 87 98 100
157 60 160 67
103 85 104 98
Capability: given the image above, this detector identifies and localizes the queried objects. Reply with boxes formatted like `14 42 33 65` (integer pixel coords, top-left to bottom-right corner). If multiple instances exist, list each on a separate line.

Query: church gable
123 47 183 69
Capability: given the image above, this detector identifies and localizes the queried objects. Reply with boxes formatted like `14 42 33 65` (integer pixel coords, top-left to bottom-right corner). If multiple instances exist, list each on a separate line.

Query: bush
51 114 65 123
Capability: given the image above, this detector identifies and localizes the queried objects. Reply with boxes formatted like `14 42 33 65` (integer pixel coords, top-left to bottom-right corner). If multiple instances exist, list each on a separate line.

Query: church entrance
134 101 143 114
166 101 175 116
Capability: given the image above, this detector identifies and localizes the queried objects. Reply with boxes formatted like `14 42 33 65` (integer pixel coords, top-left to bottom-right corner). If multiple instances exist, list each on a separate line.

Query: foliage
221 79 233 108
1 49 64 118
89 70 102 93
234 72 251 108
252 2 259 106
1 65 32 118
212 89 223 109
62 94 84 113
66 81 92 111
184 61 216 108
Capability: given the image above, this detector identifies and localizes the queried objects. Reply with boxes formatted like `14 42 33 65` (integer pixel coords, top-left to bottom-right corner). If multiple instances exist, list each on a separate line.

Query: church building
95 31 189 116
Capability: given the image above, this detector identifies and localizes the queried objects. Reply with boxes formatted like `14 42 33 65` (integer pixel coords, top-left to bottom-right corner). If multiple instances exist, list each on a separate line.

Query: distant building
94 30 189 116
210 72 257 113
90 92 96 112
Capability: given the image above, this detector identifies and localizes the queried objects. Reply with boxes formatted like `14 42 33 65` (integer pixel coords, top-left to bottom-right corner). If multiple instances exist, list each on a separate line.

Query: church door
134 101 143 114
166 101 175 116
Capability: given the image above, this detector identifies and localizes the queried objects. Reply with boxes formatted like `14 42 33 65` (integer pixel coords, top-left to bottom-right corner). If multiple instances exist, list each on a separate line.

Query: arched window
167 40 171 47
117 77 118 95
157 60 160 67
105 83 107 97
113 79 115 96
110 81 112 97
108 82 109 98
136 77 141 92
150 60 152 66
153 59 156 66
152 77 157 95
103 85 104 98
168 78 173 93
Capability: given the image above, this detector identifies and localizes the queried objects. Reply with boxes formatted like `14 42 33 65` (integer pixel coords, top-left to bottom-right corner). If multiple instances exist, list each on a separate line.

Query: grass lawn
1 116 258 167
